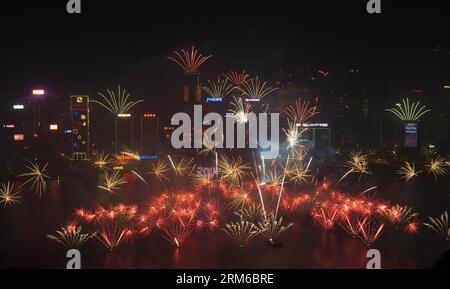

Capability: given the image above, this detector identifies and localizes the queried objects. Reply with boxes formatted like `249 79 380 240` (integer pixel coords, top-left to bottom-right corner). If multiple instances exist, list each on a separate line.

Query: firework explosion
202 77 234 99
257 214 294 245
18 162 50 198
229 96 252 124
381 205 419 230
167 46 212 74
0 182 21 207
385 97 431 121
235 204 265 224
192 172 215 191
426 156 448 179
223 220 261 247
424 211 449 242
283 121 306 149
98 170 127 195
218 155 250 188
236 76 278 100
144 192 207 248
46 222 95 249
287 162 311 185
172 157 195 177
223 70 251 87
397 162 421 182
148 159 170 182
355 217 385 246
312 205 340 230
92 150 111 170
282 97 319 124
92 85 143 115
75 204 140 251
343 151 370 179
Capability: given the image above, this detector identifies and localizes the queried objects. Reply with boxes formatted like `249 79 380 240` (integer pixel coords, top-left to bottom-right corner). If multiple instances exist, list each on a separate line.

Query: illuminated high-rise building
31 89 45 138
183 73 202 103
70 95 90 160
140 113 160 155
115 114 134 152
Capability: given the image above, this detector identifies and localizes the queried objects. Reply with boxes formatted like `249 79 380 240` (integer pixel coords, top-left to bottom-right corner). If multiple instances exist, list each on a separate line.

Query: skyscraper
140 113 160 155
115 114 134 152
70 95 90 160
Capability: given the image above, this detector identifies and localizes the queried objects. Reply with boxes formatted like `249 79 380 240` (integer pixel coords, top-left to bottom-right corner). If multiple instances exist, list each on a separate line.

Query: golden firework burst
18 162 50 198
345 151 370 175
98 170 127 195
92 85 143 115
148 159 170 182
282 97 319 124
0 182 21 207
385 98 430 121
222 220 261 247
92 150 111 170
426 156 448 179
397 162 421 182
218 155 249 187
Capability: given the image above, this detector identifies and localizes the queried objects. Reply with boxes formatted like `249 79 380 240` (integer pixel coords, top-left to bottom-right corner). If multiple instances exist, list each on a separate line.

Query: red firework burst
168 46 212 74
223 70 251 86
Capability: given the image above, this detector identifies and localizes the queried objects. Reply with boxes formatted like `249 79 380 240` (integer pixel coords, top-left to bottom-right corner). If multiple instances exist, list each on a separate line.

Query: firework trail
18 162 50 198
218 155 250 188
282 97 319 124
75 204 140 251
397 162 420 182
426 156 448 179
92 150 111 170
98 170 127 195
0 182 21 207
92 85 143 115
275 155 290 219
223 70 251 87
167 46 212 74
46 222 95 249
385 97 430 121
257 213 294 245
148 159 170 183
229 96 252 124
356 217 385 246
131 170 148 186
222 220 261 247
202 77 234 99
236 76 278 100
252 175 268 223
423 211 449 241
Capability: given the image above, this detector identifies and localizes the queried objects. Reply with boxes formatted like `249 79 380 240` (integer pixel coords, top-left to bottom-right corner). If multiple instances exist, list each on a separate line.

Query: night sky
0 0 449 112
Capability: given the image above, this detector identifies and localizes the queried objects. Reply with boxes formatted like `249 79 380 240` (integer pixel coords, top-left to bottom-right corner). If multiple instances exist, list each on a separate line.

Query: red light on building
144 113 158 118
4 124 15 128
14 134 24 141
412 89 423 93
